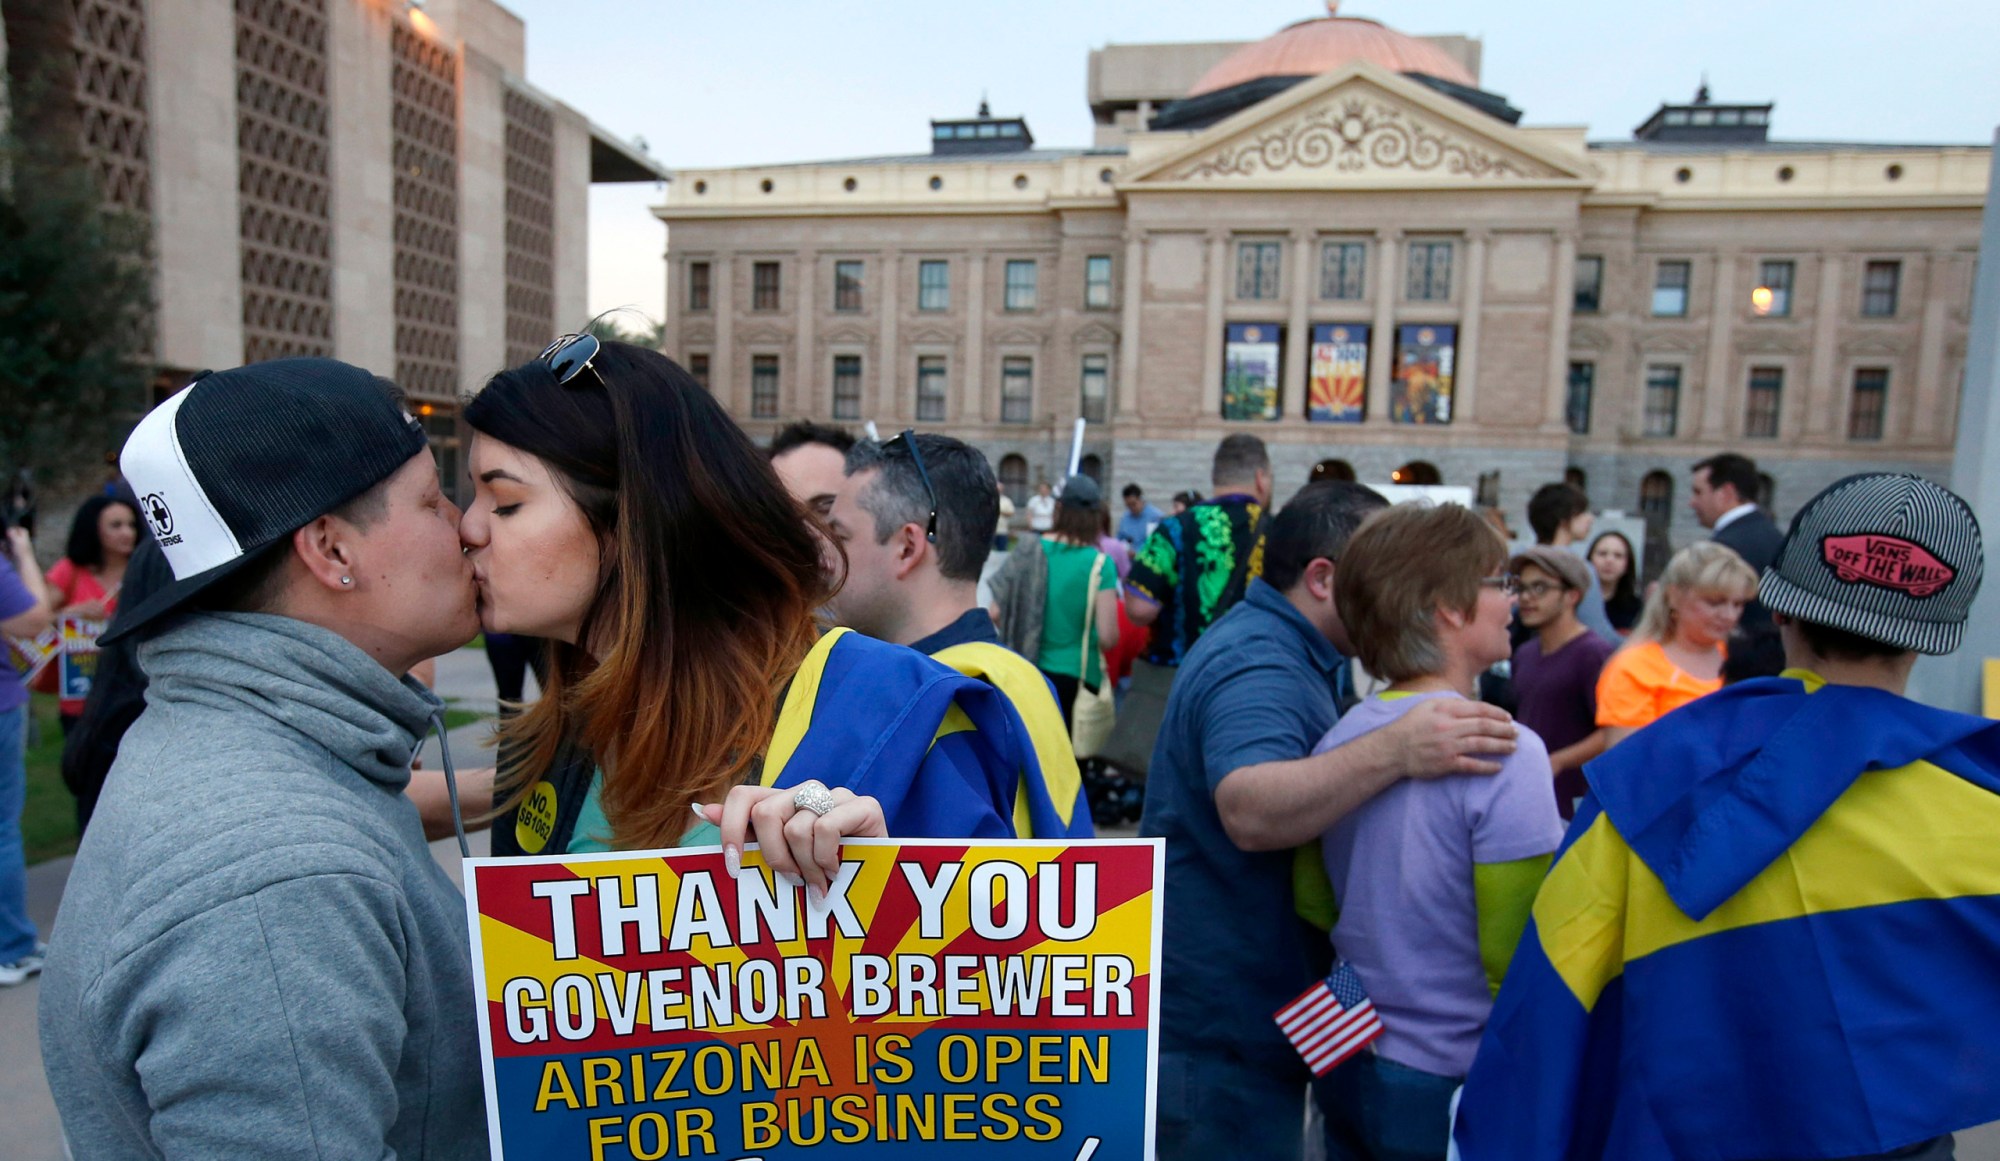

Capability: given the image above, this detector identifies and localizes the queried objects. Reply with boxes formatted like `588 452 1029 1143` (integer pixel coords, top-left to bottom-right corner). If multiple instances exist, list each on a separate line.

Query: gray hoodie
38 612 487 1159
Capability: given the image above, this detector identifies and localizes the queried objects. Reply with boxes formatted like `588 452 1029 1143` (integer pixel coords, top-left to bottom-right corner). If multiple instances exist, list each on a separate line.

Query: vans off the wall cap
1759 472 1983 656
101 358 428 644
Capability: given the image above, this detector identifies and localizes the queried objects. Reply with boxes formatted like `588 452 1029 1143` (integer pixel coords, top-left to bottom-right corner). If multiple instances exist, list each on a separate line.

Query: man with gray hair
827 432 1091 837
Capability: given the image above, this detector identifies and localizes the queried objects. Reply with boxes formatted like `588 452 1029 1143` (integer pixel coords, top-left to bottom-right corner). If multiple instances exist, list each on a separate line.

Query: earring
340 576 352 586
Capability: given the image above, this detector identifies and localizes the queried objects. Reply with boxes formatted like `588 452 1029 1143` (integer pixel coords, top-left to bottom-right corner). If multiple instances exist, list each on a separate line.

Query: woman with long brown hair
461 336 1062 888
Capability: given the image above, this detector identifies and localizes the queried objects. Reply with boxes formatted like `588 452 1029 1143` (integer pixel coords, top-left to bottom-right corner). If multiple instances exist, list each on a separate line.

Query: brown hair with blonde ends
1335 503 1508 684
465 341 836 850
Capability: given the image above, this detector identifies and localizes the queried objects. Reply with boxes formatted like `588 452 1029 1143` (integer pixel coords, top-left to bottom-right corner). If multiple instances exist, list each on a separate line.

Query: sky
494 0 2000 326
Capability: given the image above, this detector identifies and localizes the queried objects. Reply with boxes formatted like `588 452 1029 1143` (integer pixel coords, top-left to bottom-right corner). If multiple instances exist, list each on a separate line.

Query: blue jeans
1315 1054 1459 1161
1156 1048 1310 1161
0 703 35 961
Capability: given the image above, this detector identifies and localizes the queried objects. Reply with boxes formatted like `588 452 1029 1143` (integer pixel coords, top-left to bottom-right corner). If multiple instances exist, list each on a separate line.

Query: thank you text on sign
464 839 1164 1160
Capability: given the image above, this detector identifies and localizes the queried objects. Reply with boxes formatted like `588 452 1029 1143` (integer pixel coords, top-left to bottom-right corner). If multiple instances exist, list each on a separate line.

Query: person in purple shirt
1509 546 1617 820
1313 504 1563 1161
0 524 55 985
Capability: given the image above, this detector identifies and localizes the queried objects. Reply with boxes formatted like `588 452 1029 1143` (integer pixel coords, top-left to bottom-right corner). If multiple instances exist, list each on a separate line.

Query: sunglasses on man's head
540 333 604 389
882 429 938 544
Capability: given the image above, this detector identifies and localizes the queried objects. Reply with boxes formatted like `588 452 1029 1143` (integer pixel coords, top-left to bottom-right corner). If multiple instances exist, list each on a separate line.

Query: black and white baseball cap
102 358 428 643
1760 472 1984 656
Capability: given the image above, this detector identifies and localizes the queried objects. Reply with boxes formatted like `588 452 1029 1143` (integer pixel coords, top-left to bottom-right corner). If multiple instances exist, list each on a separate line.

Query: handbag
1069 552 1118 759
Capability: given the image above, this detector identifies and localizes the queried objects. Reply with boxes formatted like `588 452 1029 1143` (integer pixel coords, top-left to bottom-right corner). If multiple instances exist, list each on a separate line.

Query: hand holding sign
695 783 888 900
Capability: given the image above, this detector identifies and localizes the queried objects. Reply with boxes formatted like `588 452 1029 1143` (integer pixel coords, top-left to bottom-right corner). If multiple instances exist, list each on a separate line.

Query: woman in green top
991 476 1119 728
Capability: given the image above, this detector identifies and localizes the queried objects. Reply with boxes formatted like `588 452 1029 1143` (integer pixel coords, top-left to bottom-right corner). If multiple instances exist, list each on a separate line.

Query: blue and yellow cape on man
760 628 1089 840
1455 670 2000 1160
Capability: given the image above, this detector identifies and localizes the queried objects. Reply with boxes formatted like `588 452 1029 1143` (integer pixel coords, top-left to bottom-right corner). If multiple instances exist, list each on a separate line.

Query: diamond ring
791 780 836 818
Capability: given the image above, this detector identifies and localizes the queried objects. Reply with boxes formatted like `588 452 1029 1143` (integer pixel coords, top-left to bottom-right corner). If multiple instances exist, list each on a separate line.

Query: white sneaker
0 941 47 986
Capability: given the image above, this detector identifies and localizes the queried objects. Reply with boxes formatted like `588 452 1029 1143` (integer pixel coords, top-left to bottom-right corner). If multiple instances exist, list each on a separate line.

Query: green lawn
19 693 493 866
23 693 77 865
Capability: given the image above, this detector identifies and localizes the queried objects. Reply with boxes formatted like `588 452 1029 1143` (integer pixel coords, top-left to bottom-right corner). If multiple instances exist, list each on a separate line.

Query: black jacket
1714 508 1784 627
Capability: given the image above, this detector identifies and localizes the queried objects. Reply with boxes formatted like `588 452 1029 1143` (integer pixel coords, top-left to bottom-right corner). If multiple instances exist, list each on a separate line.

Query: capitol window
1405 241 1453 302
1236 241 1282 300
1651 261 1690 317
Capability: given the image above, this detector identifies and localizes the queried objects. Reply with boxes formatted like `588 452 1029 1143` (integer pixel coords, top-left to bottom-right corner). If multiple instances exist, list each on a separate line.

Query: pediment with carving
683 324 715 346
1638 333 1702 355
1839 335 1910 358
1123 62 1590 189
822 326 871 346
1738 331 1809 356
991 327 1047 348
1569 325 1611 352
740 325 789 345
1072 321 1120 346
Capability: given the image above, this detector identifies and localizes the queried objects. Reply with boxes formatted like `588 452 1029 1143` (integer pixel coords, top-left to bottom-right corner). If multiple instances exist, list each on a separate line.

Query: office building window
1652 260 1690 316
1862 260 1901 317
1643 365 1681 437
1085 255 1114 308
1080 354 1108 423
687 352 709 391
1321 241 1367 300
752 261 780 311
918 260 949 311
750 354 779 418
1004 260 1038 311
832 355 862 420
1754 260 1793 317
1236 241 1282 300
687 261 710 312
1405 240 1453 301
1574 255 1603 313
1849 368 1889 440
916 357 946 422
1745 366 1783 438
1566 361 1594 434
1001 356 1033 423
833 260 863 312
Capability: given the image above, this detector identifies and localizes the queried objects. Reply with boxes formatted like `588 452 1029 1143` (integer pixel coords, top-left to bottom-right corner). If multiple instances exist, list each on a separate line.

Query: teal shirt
1035 539 1115 686
569 770 722 852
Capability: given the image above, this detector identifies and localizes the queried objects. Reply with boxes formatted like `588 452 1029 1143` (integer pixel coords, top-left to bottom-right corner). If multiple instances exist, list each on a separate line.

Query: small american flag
1275 962 1384 1076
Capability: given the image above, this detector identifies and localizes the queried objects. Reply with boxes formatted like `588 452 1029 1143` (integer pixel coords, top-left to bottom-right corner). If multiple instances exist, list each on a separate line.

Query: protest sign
6 623 60 682
58 616 106 702
465 839 1163 1161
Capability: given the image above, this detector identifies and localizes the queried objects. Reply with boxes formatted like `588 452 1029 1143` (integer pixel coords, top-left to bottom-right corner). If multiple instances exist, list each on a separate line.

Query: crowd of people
5 341 1997 1160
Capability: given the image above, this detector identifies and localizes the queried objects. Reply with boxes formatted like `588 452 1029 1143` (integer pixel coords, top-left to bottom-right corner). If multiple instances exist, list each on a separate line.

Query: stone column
456 49 509 398
326 0 394 374
877 250 900 424
713 255 736 413
1118 229 1144 417
1909 250 1952 446
1454 231 1487 424
1803 255 1846 439
1698 251 1738 440
795 251 817 417
147 0 244 370
1283 230 1314 420
1368 229 1400 423
548 103 592 333
964 253 987 421
1543 231 1578 431
1201 232 1228 417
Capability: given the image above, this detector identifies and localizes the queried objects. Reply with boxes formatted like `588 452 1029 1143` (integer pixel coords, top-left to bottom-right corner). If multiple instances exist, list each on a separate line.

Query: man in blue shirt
0 524 53 985
1117 483 1162 552
1140 482 1520 1161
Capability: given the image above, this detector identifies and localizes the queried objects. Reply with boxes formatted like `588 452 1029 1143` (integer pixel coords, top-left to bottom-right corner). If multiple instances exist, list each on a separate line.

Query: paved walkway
7 643 1999 1159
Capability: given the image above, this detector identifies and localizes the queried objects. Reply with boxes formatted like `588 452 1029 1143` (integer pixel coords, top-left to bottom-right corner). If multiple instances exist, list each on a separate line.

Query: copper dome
1188 9 1476 97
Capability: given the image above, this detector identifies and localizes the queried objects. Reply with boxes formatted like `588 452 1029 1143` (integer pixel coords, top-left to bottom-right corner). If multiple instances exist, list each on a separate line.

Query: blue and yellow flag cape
1456 671 2000 1161
930 640 1092 839
760 629 1083 839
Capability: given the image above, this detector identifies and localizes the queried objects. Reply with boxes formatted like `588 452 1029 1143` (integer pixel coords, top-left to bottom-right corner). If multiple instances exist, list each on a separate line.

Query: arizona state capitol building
655 6 1988 556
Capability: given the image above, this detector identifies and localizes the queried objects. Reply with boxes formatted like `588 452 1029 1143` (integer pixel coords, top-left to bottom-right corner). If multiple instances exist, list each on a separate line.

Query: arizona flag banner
465 839 1164 1160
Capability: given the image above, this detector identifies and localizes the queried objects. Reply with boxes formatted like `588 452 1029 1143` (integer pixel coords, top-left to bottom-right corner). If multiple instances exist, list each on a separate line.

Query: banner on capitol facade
465 839 1164 1161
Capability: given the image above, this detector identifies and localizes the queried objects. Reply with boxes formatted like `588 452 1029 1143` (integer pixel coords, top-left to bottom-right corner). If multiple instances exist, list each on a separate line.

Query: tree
0 133 155 500
585 310 665 351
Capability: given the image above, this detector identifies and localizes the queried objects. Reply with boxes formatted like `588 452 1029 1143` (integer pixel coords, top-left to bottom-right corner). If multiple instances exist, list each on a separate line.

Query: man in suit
1691 452 1783 626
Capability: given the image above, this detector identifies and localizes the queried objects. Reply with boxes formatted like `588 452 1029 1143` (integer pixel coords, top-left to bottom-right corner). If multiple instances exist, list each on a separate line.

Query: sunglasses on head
882 429 938 544
540 332 604 389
